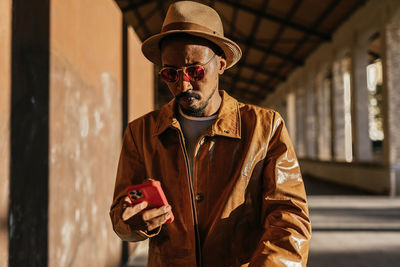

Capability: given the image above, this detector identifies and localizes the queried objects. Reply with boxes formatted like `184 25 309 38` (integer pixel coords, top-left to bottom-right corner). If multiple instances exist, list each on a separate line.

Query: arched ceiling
115 0 366 105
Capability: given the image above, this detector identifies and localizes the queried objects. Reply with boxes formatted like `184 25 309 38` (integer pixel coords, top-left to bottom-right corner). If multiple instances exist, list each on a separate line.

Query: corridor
126 177 400 267
3 0 400 266
306 178 400 267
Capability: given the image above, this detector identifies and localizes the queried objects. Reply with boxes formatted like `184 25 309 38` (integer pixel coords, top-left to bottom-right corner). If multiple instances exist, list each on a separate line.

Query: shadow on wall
9 0 50 265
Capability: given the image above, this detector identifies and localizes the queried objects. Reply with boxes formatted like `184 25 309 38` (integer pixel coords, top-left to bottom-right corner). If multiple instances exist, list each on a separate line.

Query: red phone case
126 181 174 223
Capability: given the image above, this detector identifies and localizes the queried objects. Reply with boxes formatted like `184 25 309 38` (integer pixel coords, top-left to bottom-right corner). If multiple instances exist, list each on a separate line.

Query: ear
218 57 227 74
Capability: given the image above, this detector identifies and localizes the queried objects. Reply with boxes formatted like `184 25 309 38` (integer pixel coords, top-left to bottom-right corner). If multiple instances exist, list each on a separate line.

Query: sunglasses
159 53 217 83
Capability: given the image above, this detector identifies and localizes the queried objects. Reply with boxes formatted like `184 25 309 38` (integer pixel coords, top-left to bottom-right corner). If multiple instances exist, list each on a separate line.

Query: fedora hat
141 1 242 69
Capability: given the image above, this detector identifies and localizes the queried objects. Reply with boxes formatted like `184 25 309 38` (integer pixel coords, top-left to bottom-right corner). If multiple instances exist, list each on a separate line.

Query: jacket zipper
175 128 202 267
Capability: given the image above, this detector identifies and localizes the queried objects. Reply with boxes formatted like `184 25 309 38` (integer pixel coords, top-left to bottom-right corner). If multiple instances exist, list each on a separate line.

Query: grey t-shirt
177 107 217 176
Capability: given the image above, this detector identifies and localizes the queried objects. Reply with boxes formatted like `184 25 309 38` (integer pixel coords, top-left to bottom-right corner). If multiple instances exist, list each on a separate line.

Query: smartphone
126 180 174 223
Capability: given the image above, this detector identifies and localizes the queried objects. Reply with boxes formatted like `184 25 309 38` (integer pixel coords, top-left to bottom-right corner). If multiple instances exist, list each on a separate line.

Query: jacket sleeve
109 124 161 242
249 112 312 267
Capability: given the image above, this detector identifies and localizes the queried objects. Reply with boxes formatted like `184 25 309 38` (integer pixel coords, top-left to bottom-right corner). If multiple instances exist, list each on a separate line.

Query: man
110 1 311 266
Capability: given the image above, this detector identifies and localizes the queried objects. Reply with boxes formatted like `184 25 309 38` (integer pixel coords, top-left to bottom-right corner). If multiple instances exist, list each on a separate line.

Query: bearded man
110 1 311 266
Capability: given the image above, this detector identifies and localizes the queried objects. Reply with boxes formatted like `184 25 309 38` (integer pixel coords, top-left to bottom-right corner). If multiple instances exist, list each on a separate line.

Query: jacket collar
153 90 241 139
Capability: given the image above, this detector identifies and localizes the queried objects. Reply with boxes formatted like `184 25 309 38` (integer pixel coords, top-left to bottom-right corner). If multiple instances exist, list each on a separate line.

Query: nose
176 71 193 92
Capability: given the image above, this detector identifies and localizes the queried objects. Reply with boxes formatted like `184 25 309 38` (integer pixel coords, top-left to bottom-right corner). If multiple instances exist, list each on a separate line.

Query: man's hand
122 196 172 232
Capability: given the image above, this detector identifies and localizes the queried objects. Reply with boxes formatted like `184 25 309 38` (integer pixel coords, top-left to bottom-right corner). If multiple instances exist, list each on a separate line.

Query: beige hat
141 1 242 69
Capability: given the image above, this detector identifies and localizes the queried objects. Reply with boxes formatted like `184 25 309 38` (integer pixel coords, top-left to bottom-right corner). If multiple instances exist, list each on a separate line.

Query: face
160 37 226 117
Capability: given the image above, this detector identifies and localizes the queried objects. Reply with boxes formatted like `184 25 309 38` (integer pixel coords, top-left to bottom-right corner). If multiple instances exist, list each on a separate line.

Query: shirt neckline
178 106 217 121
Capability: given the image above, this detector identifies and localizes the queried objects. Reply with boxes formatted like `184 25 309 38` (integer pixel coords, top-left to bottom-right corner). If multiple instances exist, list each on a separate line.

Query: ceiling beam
238 62 286 81
229 0 240 38
123 1 297 67
227 34 304 66
246 0 302 90
232 0 302 101
131 3 160 32
220 79 269 99
214 5 304 65
266 0 342 88
218 10 247 39
222 71 274 91
132 4 152 39
337 0 367 33
157 0 167 20
222 0 331 41
230 0 269 94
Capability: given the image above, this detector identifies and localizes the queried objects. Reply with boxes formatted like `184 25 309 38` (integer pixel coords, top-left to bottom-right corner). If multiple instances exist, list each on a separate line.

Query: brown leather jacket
110 90 311 267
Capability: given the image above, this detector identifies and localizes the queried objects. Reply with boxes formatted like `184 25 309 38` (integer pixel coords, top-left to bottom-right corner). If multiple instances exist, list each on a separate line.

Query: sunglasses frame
159 53 217 83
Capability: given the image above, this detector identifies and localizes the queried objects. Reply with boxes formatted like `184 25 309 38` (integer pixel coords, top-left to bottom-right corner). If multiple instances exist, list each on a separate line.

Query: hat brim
141 30 242 69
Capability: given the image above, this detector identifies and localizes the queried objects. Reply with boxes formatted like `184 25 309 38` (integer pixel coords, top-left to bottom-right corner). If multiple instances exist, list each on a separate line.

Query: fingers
122 201 148 222
123 196 132 204
145 211 172 231
121 198 173 232
142 205 172 231
142 205 170 221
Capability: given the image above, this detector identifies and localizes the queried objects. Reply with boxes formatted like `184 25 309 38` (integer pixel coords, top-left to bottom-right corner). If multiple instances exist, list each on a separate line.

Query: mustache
176 91 201 100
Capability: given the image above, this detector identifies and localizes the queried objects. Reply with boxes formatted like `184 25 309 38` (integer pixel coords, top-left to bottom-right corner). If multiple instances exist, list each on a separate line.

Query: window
366 33 384 155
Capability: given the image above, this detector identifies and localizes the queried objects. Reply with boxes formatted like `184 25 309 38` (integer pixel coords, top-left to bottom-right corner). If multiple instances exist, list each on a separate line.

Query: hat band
161 22 222 37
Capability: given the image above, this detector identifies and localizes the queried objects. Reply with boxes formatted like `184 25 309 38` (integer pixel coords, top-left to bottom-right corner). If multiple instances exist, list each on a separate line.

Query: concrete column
0 0 11 265
286 91 296 141
305 76 317 159
352 33 374 162
277 92 288 122
128 26 155 121
48 0 123 265
332 60 346 161
385 17 400 195
295 87 306 158
316 70 332 161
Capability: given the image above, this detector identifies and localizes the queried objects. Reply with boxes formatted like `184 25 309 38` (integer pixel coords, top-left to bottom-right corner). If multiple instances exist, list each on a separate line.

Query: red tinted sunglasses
159 54 217 83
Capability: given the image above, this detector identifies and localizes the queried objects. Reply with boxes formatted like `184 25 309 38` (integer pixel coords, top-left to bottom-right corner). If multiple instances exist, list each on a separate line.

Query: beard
176 85 217 117
181 104 207 117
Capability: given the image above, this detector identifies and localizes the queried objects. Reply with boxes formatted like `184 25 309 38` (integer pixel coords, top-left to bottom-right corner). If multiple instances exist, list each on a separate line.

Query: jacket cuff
110 202 162 241
139 226 162 238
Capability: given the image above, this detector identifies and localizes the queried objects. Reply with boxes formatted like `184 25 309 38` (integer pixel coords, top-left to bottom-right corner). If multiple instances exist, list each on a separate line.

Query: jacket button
195 193 204 202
